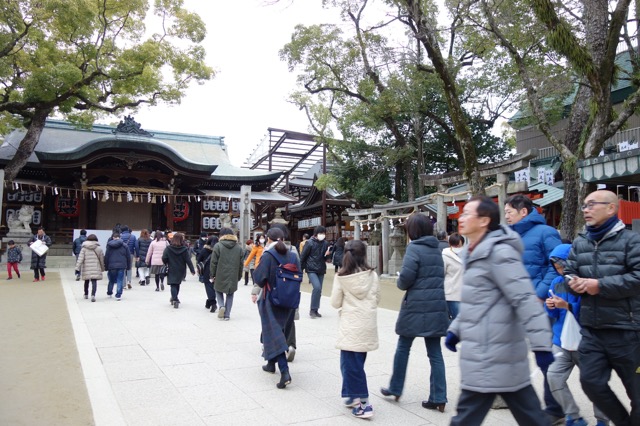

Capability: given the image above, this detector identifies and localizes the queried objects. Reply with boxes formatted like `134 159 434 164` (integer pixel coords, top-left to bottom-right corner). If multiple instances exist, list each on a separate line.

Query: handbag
560 310 582 351
135 259 147 268
159 264 169 276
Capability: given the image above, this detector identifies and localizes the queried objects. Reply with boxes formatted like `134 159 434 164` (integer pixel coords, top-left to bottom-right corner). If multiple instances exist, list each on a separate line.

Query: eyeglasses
580 201 611 210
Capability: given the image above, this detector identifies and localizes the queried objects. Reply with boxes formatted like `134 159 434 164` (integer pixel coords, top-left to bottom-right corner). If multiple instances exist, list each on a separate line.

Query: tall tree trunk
4 109 52 181
395 162 403 201
406 157 415 201
559 160 584 241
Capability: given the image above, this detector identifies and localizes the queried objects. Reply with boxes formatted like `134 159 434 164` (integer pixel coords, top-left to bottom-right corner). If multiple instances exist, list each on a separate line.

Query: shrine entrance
96 201 152 230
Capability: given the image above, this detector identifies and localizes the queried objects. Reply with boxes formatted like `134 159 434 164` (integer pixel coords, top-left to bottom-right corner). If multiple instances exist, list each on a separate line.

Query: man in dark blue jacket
565 190 640 426
72 229 87 281
119 225 137 289
300 226 329 318
105 232 131 301
505 194 563 424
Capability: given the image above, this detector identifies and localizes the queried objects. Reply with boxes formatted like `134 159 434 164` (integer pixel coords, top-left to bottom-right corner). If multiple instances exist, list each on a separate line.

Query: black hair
303 233 309 239
266 227 287 255
80 229 87 236
313 226 326 236
335 236 345 248
270 223 290 241
505 194 533 214
436 231 447 241
469 195 501 231
448 232 464 246
405 213 433 241
338 240 373 276
8 240 14 245
219 227 234 237
121 225 129 232
154 231 164 241
207 236 218 246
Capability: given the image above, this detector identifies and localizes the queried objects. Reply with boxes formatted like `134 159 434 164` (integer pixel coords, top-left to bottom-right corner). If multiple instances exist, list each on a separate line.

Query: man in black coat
565 190 640 426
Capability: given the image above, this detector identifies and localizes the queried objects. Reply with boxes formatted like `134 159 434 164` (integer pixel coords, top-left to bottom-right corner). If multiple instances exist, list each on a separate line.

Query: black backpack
196 254 211 277
264 250 302 309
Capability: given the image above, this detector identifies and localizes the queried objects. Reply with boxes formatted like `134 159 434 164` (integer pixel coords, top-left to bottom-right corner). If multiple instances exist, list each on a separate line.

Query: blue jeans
388 335 447 403
341 350 369 400
307 272 325 311
447 301 460 321
107 269 125 298
215 291 234 318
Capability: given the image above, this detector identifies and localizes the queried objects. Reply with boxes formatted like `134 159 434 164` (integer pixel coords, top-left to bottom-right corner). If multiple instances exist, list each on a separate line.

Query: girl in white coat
330 240 380 419
442 232 464 320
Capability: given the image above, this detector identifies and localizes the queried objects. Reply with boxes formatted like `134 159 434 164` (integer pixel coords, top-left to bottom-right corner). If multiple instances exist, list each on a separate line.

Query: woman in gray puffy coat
75 234 105 302
380 213 449 412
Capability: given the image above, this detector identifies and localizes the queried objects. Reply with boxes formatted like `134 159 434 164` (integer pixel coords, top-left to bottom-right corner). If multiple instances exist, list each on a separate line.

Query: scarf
586 215 619 241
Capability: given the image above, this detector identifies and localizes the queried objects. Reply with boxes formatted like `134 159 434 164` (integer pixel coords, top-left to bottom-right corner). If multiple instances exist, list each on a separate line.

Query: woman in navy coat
380 213 449 412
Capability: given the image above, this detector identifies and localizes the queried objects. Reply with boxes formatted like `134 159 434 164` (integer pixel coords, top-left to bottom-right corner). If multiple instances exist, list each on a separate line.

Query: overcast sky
133 1 340 167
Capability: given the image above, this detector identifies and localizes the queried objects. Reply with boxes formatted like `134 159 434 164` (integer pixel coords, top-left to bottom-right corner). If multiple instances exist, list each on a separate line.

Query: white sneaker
217 306 225 319
286 346 296 362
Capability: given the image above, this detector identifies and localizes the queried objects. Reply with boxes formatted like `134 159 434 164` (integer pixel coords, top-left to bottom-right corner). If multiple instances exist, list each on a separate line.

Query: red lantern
171 200 190 222
55 196 80 217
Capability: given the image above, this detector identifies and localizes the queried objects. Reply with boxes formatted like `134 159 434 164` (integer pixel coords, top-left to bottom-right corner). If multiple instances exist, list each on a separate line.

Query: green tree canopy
0 0 214 180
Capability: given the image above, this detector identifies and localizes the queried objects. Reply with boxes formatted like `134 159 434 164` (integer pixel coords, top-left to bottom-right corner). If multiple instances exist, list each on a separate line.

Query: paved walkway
21 267 629 425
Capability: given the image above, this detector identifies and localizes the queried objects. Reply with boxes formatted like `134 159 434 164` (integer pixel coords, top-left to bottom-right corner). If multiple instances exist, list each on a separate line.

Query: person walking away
300 226 329 318
75 234 105 302
197 236 217 313
28 227 52 282
544 243 609 426
299 233 309 254
565 189 640 426
244 236 264 279
146 231 169 291
104 232 131 301
72 229 87 281
442 232 464 321
119 225 138 289
253 227 300 389
331 240 380 419
447 196 553 426
380 213 449 412
210 228 243 320
436 231 449 251
332 237 345 273
242 239 253 285
6 240 23 280
162 232 195 309
505 194 563 422
135 229 152 285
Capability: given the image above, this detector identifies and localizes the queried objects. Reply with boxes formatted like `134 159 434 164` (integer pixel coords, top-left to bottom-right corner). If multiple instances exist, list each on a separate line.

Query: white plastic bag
560 310 582 351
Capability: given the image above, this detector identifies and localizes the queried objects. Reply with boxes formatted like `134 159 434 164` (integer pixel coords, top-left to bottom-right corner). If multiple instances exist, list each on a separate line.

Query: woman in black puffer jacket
161 233 195 309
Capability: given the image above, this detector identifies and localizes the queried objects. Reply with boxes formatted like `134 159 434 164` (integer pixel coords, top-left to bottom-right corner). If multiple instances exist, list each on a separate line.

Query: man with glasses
565 190 640 426
504 194 564 424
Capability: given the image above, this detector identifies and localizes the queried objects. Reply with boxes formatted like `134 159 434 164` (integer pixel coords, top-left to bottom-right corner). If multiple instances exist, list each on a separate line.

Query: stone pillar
437 184 447 234
240 185 251 245
354 216 361 240
497 173 508 224
381 210 389 275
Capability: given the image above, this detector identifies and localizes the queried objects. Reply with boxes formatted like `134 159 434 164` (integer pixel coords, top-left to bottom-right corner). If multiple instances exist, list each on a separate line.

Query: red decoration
55 196 80 217
169 200 190 222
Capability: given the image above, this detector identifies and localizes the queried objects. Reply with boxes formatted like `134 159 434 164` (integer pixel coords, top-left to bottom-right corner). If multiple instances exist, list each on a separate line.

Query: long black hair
338 240 373 276
266 227 287 255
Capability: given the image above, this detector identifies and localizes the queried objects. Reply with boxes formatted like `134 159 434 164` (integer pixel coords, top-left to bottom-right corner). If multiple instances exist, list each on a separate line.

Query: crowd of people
7 188 638 424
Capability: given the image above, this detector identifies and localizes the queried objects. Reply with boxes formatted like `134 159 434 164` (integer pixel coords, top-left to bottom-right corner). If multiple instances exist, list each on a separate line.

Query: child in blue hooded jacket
544 244 609 426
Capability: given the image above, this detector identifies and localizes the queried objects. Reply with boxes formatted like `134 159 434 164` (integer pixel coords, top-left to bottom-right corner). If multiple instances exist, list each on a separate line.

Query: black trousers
450 385 549 426
579 327 640 426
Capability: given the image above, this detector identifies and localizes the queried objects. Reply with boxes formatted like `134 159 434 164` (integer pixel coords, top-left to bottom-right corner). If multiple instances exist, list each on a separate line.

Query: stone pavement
47 267 630 424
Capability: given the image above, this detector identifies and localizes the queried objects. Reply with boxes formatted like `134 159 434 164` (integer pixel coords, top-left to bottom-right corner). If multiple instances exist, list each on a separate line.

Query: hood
442 247 462 263
335 269 375 300
549 243 572 261
168 245 188 255
410 235 439 248
511 209 547 235
471 225 523 260
220 234 238 243
107 239 125 249
81 240 100 251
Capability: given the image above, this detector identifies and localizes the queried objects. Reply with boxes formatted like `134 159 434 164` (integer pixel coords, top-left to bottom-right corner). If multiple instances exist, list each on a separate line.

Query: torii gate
421 149 539 233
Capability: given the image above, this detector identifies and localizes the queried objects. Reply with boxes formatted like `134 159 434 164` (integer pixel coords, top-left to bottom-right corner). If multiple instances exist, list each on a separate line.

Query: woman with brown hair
161 232 195 309
135 229 152 285
75 234 105 302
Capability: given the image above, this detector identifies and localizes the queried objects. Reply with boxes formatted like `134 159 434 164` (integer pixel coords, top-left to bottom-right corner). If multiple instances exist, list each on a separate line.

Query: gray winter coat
449 225 552 393
75 240 105 280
